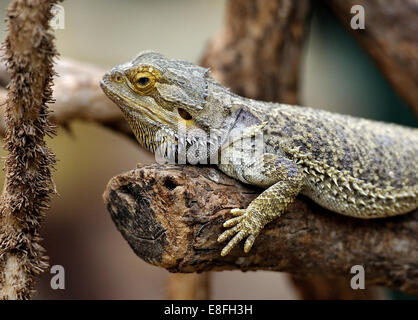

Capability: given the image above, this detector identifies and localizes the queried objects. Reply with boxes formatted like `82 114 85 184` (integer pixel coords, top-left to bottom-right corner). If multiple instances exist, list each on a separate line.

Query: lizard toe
218 209 262 256
230 208 246 216
223 215 245 228
217 224 241 243
244 234 257 253
221 230 246 256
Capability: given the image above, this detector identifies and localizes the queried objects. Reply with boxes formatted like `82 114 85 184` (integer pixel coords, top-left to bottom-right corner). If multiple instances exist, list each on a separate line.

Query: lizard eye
133 71 156 94
138 77 150 86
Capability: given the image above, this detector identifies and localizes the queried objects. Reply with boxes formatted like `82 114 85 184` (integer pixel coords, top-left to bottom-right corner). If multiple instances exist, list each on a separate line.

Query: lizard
100 51 418 257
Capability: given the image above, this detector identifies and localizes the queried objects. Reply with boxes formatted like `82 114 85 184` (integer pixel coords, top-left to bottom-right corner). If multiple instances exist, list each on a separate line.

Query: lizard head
100 51 240 157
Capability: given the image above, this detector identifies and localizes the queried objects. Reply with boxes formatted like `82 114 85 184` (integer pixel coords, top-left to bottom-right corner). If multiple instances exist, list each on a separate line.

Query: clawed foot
217 208 262 256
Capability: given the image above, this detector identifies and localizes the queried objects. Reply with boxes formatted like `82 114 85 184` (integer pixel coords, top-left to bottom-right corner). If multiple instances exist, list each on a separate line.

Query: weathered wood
325 0 418 115
103 164 418 295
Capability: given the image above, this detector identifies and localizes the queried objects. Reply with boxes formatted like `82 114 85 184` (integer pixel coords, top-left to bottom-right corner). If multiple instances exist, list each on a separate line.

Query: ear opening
178 108 193 120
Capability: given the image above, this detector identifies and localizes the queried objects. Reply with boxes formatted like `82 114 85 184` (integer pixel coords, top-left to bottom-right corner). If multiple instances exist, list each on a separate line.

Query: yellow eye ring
130 67 159 95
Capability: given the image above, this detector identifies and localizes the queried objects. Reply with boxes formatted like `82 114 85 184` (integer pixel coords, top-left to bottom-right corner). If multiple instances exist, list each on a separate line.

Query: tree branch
0 0 59 300
103 164 418 296
0 58 133 140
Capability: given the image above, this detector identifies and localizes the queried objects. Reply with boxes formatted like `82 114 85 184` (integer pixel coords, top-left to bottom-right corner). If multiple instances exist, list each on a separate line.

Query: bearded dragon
101 51 418 257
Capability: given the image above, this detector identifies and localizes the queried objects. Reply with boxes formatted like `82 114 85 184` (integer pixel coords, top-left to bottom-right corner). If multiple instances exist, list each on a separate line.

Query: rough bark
103 164 418 296
324 0 418 115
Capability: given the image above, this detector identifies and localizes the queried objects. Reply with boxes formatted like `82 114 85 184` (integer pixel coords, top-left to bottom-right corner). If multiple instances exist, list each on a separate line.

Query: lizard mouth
100 79 175 127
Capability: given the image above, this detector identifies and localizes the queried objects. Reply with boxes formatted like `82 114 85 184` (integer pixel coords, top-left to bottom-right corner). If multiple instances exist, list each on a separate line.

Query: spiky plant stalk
0 0 59 299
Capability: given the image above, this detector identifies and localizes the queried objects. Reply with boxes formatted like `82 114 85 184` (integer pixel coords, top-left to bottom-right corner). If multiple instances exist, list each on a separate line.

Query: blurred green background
0 0 415 299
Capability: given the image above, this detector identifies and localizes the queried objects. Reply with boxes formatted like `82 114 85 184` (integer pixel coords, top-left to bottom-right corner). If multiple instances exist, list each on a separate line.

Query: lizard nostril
112 72 124 83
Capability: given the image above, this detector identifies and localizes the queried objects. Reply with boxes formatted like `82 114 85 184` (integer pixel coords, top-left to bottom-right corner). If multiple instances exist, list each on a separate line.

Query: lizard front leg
217 154 305 256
